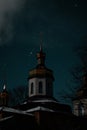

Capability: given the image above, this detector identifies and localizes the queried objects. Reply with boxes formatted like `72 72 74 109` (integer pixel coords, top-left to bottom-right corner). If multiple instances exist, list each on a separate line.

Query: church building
72 72 87 130
15 46 73 130
73 72 87 117
0 45 87 130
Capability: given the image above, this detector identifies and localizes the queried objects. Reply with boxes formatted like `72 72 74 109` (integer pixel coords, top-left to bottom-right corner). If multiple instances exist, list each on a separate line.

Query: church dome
28 45 54 80
29 66 54 80
28 45 54 98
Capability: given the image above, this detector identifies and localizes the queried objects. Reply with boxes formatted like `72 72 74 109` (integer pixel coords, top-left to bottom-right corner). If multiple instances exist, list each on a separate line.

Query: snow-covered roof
0 116 13 122
32 99 58 103
0 107 33 116
22 99 58 105
25 106 72 115
22 101 27 105
26 106 55 113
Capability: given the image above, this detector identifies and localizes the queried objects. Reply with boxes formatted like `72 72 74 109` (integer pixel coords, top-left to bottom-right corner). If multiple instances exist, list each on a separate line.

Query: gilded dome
28 46 54 80
29 66 54 80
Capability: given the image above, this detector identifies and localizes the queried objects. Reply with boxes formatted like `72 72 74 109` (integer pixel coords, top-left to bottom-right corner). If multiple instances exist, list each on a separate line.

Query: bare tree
71 45 87 86
59 45 87 103
8 85 28 106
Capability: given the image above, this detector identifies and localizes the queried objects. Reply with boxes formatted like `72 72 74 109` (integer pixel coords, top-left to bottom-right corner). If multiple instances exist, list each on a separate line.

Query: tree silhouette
71 45 87 86
8 85 28 106
60 45 87 103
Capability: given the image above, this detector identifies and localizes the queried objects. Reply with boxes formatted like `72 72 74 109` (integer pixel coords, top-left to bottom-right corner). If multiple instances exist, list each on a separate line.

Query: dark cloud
0 0 87 47
0 0 25 46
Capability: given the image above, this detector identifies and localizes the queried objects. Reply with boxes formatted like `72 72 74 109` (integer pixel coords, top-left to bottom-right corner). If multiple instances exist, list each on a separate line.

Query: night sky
0 0 87 105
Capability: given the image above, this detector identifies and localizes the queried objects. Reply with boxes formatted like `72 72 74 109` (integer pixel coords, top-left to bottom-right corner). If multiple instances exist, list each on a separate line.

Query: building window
31 82 34 94
38 81 43 93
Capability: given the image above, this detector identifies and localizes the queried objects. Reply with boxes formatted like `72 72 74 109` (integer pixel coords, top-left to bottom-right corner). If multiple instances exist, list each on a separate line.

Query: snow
32 99 58 103
0 107 33 116
26 106 54 113
0 116 13 122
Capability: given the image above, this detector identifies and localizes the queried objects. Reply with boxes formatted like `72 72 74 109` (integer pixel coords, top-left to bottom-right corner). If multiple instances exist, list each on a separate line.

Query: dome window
31 82 34 94
38 81 43 94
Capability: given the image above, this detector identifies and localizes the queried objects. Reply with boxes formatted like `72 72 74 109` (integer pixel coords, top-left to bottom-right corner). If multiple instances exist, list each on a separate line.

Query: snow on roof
23 101 27 104
0 116 13 122
25 106 71 115
0 107 33 116
26 106 55 113
21 101 27 105
32 99 58 103
20 99 58 106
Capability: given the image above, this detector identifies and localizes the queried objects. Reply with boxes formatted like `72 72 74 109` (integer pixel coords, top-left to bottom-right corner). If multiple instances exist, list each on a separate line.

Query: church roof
25 106 72 115
0 116 13 122
16 95 72 114
0 107 33 116
26 106 54 113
